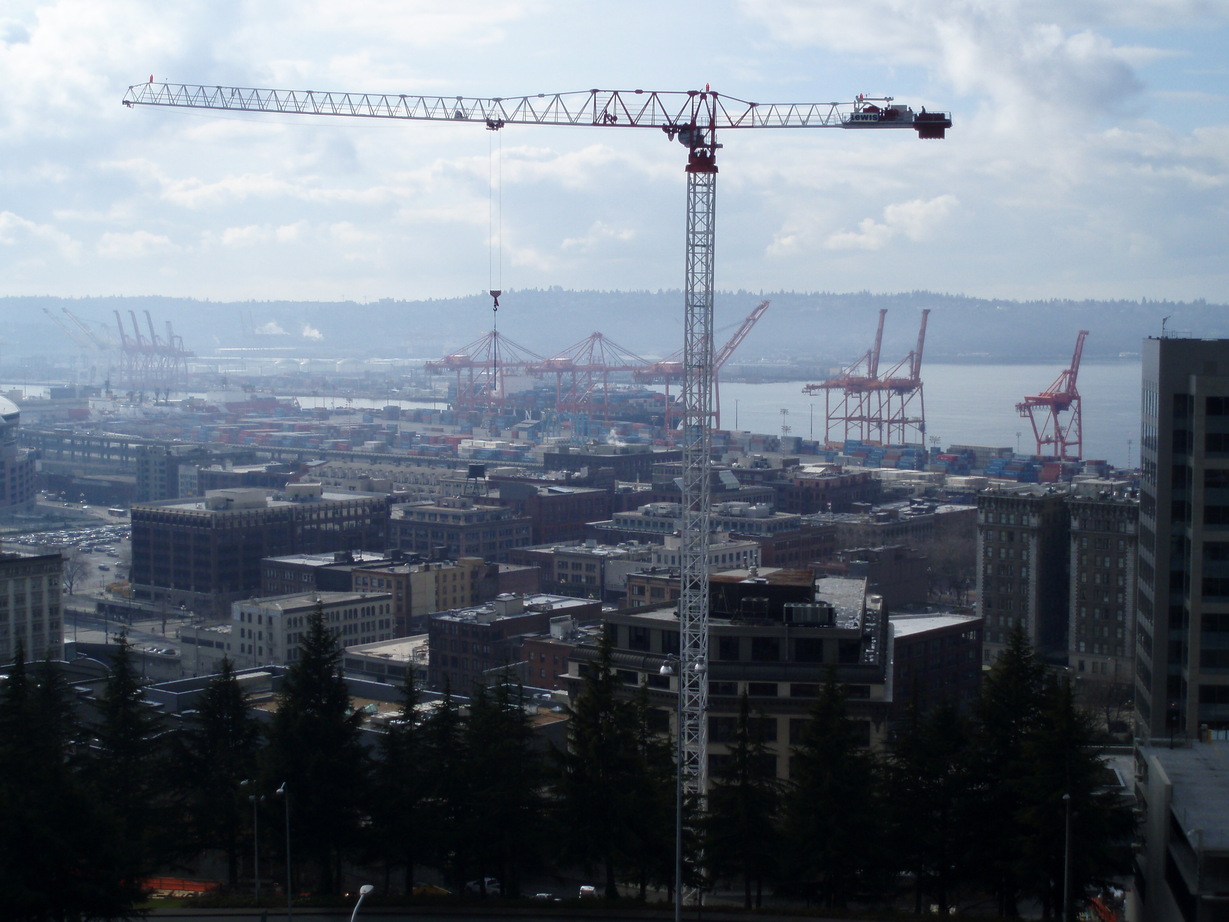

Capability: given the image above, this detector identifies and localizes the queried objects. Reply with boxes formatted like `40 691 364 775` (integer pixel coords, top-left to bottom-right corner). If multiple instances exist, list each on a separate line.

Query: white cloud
562 221 636 253
96 230 179 258
301 323 323 341
0 210 81 259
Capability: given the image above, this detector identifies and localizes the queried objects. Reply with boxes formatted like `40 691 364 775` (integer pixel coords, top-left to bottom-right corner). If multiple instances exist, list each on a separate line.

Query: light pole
349 884 374 922
277 782 292 918
1062 792 1072 922
241 780 262 904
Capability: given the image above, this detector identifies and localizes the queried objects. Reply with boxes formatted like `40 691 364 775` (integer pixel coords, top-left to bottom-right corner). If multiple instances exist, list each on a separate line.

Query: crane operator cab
842 94 950 139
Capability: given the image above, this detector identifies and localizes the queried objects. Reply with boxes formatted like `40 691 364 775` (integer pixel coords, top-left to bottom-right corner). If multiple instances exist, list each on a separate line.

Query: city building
518 616 601 691
130 484 391 618
352 556 520 634
390 496 533 562
0 397 37 514
1132 741 1227 922
889 612 983 718
261 550 395 597
135 444 217 502
225 590 395 671
543 443 681 483
1068 491 1138 686
509 540 657 602
427 592 602 692
776 464 881 514
0 548 63 663
573 570 891 782
1136 336 1229 742
976 486 1070 664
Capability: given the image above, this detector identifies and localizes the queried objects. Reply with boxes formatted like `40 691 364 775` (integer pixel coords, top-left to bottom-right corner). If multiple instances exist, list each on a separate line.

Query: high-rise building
0 397 37 515
0 549 63 663
1135 336 1229 741
976 486 1070 664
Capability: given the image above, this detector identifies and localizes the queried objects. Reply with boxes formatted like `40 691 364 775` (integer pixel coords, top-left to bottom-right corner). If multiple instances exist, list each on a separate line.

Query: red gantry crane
121 81 949 845
1017 330 1088 461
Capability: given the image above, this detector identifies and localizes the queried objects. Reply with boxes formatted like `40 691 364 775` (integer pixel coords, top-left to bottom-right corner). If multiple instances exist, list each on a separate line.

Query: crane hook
490 289 501 310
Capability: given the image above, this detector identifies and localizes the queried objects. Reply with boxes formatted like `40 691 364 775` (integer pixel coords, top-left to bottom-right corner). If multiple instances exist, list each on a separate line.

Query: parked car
579 884 598 899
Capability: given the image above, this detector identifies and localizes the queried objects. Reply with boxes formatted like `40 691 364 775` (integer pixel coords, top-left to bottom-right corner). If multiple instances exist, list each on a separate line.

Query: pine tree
264 607 368 895
418 686 469 890
886 699 976 915
87 633 172 899
1016 680 1136 919
969 625 1046 917
370 665 427 893
553 634 643 898
176 657 262 889
703 693 781 908
781 669 883 908
462 676 545 897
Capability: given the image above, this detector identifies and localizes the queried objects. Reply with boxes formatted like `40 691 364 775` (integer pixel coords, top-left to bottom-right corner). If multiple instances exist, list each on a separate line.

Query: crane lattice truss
1017 330 1088 461
805 308 929 446
123 82 948 829
635 299 770 432
112 309 193 398
529 332 651 420
422 330 543 413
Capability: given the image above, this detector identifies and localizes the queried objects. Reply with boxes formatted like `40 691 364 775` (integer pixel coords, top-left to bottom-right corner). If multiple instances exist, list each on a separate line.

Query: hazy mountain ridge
5 291 1224 366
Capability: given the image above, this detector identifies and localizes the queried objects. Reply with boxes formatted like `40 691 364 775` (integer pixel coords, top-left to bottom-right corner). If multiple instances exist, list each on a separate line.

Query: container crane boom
121 78 949 848
1016 330 1088 461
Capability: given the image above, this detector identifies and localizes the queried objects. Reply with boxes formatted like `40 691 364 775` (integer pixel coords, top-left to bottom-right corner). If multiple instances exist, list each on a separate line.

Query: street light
350 884 374 922
277 782 292 918
1062 792 1072 922
241 780 262 904
660 653 705 922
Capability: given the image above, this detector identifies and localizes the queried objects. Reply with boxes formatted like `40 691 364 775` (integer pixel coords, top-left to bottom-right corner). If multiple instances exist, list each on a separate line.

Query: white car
465 878 501 896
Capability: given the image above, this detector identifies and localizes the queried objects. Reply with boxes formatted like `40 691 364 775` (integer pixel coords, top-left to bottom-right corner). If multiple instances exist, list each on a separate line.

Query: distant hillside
5 291 1225 366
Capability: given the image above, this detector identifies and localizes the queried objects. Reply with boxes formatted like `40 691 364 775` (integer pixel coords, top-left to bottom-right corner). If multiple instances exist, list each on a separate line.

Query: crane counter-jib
122 82 949 137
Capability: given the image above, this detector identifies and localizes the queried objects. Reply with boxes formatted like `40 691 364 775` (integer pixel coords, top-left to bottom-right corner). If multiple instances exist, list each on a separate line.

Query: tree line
0 615 1133 920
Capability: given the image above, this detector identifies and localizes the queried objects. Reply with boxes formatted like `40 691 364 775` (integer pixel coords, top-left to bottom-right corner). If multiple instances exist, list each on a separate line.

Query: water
721 361 1141 469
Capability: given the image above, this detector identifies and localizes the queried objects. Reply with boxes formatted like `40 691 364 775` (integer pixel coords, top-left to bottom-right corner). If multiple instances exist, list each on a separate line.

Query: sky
1 0 1227 306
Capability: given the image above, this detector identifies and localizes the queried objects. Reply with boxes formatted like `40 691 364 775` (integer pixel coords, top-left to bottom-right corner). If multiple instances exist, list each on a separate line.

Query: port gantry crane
122 80 949 820
1017 329 1088 461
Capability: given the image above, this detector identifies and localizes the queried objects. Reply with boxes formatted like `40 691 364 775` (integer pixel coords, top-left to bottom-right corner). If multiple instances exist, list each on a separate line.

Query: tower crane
1017 330 1088 461
121 80 949 828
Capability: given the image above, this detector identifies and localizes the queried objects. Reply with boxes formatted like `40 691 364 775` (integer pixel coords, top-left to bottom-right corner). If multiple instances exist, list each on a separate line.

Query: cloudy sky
2 0 1226 305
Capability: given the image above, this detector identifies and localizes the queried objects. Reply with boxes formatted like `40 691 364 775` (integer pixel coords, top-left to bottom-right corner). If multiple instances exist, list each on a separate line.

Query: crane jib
122 83 949 138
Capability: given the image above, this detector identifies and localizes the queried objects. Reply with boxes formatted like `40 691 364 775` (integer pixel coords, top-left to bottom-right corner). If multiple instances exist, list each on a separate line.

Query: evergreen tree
1016 680 1136 919
418 686 471 890
87 633 173 898
969 625 1046 917
623 682 677 900
554 634 643 898
703 693 781 908
781 669 883 908
462 676 545 897
370 666 427 893
0 647 144 919
886 699 976 915
264 607 368 895
176 657 262 890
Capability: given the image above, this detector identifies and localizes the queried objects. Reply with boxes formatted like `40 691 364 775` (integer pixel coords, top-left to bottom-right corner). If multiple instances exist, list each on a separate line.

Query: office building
225 590 395 671
130 484 391 618
0 397 37 514
1136 336 1229 741
0 549 63 663
390 496 533 562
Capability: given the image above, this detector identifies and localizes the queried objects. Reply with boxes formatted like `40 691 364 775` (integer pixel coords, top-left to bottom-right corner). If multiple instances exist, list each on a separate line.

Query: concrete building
0 548 63 663
130 484 391 618
135 444 216 502
976 486 1070 664
890 613 983 718
0 397 37 514
261 550 395 597
576 570 891 782
1136 336 1229 743
427 592 602 692
390 496 533 562
225 590 395 671
1133 741 1229 922
1068 491 1138 686
352 556 512 634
